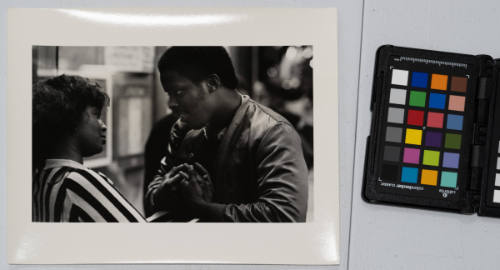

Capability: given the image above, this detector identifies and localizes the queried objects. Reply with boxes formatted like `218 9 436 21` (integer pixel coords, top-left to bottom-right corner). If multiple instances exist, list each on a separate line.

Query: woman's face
75 106 107 157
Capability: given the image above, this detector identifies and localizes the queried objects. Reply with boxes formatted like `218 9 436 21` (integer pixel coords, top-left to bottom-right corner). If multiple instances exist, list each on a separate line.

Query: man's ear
205 74 221 93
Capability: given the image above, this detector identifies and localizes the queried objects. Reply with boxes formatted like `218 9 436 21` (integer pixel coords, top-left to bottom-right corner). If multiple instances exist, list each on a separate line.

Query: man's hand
159 164 189 190
179 163 214 211
193 162 214 202
154 164 189 210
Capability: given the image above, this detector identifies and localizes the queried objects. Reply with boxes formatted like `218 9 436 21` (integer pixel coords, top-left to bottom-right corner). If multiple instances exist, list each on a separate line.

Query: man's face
75 106 107 157
160 71 213 129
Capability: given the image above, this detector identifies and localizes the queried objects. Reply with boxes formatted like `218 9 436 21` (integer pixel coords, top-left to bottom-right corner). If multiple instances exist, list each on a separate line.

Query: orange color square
431 74 448 90
421 169 438 186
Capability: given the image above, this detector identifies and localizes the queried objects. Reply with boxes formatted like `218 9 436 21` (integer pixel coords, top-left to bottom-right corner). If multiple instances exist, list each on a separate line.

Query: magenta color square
403 148 420 164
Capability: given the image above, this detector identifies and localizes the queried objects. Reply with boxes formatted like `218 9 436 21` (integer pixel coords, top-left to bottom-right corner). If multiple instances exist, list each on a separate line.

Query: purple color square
425 131 442 148
403 148 420 164
443 152 460 169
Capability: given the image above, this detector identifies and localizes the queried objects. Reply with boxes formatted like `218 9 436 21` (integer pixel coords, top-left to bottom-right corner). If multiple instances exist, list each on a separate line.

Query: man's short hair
33 75 109 162
157 46 238 90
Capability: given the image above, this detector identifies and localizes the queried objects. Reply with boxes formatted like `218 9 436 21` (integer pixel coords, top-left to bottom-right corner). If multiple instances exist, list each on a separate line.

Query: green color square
409 91 426 107
441 171 458 188
423 150 440 166
445 133 462 149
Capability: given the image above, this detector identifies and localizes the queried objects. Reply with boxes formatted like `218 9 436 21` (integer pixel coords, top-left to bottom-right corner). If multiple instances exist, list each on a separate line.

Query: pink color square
448 95 466 112
403 148 420 164
427 112 444 128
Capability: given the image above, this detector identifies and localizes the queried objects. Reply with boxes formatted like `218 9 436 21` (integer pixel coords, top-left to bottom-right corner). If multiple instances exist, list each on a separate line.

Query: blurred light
267 67 278 78
303 46 313 59
289 78 300 89
285 47 298 60
309 59 314 69
57 9 244 26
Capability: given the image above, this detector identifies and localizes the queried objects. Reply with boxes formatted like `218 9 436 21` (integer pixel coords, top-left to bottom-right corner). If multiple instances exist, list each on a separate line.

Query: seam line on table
347 0 366 269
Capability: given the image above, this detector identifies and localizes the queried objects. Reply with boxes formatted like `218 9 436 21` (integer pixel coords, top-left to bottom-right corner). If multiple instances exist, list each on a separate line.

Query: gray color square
383 145 401 162
387 107 404 124
389 88 406 105
385 126 403 143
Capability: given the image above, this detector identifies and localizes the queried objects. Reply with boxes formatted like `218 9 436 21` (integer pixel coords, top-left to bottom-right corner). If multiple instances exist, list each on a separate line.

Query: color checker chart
365 45 500 218
382 68 467 191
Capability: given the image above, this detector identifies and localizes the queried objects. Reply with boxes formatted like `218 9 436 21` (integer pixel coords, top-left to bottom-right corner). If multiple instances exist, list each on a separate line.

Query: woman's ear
205 74 221 93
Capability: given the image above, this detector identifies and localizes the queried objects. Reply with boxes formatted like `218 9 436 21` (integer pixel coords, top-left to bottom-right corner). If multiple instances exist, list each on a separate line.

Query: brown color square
450 76 467 93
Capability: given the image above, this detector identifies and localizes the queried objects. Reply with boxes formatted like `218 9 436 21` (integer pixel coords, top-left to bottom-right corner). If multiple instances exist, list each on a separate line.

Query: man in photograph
146 46 308 222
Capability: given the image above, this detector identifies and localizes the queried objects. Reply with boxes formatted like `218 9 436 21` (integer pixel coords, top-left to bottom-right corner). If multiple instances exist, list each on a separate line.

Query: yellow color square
421 169 438 186
405 128 422 145
431 74 448 90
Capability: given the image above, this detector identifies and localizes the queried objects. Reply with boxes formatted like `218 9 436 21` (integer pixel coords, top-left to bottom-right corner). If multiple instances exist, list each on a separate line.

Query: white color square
391 69 409 86
494 190 500 203
498 142 500 153
498 157 500 170
495 173 500 187
389 88 406 105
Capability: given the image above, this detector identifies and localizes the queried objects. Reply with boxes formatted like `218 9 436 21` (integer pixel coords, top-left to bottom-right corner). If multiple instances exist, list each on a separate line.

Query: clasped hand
157 162 213 214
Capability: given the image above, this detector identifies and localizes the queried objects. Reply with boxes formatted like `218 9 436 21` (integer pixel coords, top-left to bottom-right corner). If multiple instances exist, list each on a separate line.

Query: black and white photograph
8 8 338 264
32 45 314 223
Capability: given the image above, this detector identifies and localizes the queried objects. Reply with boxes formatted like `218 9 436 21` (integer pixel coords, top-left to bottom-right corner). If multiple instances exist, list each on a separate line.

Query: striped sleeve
33 167 71 222
52 169 146 223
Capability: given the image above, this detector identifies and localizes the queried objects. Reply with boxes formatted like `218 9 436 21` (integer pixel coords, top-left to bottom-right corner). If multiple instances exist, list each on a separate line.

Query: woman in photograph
33 74 146 222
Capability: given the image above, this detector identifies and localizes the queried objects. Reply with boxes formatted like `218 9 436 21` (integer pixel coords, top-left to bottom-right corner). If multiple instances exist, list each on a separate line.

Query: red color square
427 112 444 128
407 109 424 126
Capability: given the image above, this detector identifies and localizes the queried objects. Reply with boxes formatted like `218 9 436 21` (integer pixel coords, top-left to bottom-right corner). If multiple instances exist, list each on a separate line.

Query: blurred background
33 46 313 218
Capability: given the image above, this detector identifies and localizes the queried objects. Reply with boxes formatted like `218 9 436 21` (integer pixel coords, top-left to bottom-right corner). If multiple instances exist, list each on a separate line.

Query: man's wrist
189 200 226 222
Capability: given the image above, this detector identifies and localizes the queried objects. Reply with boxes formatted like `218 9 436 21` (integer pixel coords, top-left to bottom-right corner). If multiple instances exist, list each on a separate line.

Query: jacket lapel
215 95 250 190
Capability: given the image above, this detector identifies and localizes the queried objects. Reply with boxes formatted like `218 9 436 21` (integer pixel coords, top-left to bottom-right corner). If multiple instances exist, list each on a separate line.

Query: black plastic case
363 45 500 218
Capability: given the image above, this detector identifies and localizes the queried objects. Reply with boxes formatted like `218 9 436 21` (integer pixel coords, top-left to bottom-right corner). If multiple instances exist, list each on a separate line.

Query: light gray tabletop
350 1 500 269
1 0 498 269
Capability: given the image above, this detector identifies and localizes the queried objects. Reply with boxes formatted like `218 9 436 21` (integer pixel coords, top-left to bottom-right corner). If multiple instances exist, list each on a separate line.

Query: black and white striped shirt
33 159 146 222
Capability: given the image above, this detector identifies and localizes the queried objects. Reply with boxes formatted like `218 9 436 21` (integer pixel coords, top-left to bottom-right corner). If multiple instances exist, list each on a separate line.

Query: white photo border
7 8 339 264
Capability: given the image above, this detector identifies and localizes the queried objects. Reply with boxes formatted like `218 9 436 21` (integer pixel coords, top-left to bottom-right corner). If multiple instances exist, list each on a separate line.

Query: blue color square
411 72 428 88
401 167 419 184
441 171 458 188
429 93 446 109
447 114 464 130
442 152 460 169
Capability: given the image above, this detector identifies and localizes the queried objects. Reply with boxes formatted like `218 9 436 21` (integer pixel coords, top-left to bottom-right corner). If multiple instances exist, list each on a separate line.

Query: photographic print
32 45 314 223
9 8 338 264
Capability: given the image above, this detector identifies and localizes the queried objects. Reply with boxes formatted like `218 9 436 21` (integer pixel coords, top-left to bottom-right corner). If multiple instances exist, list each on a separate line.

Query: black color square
381 164 399 182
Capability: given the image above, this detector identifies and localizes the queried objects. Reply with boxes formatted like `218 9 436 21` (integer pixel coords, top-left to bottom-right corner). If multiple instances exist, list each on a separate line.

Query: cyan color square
447 114 464 130
401 167 418 184
411 72 428 88
441 171 458 188
429 93 446 109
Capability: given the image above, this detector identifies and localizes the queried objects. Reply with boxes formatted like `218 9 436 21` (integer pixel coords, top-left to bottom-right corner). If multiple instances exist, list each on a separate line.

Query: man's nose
168 96 178 110
99 119 107 130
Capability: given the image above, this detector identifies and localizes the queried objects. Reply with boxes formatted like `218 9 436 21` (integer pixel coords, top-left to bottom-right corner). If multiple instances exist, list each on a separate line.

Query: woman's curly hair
33 74 109 169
